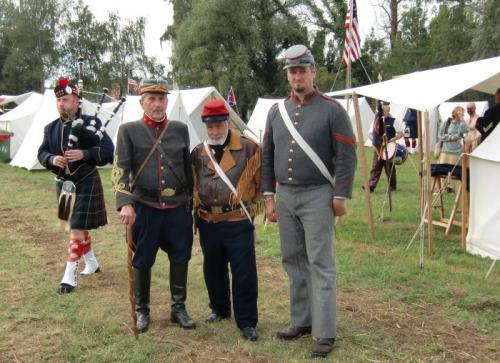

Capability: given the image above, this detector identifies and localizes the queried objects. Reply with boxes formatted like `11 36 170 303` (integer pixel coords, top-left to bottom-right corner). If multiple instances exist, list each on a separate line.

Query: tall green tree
427 3 476 67
471 0 500 59
170 0 307 119
59 1 112 92
0 0 67 93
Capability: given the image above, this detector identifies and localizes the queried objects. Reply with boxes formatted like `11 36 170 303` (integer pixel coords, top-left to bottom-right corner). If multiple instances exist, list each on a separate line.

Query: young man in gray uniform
113 78 195 333
262 45 357 358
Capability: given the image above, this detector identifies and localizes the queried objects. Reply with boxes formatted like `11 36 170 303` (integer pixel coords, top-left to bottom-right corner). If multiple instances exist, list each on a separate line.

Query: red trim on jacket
335 133 356 145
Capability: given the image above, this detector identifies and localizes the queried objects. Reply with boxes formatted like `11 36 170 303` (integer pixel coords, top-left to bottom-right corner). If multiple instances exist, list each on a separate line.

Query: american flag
127 77 139 95
342 0 361 65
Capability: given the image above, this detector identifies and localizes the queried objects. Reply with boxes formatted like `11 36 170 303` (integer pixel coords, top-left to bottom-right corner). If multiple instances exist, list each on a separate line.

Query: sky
82 0 174 70
82 0 383 72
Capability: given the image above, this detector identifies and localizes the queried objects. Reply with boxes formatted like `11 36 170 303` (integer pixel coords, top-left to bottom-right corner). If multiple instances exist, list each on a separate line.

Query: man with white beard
191 99 262 341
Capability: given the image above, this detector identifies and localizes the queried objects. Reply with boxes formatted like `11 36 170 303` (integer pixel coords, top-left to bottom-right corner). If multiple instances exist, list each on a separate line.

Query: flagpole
345 0 353 112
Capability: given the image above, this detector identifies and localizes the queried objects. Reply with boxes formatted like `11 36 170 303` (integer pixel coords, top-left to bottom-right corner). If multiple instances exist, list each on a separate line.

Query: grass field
0 150 498 362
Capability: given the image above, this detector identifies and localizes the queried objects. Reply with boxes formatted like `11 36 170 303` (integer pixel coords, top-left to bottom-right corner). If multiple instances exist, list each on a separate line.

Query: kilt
56 168 107 230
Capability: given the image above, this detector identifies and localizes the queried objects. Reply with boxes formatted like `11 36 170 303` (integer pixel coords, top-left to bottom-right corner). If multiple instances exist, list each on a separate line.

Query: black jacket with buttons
112 119 192 210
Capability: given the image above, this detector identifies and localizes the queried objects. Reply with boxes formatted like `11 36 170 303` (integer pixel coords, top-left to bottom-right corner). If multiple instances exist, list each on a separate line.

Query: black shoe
389 186 397 192
58 283 75 294
311 338 335 358
171 310 196 329
277 326 312 340
136 311 150 333
205 313 229 324
241 326 257 341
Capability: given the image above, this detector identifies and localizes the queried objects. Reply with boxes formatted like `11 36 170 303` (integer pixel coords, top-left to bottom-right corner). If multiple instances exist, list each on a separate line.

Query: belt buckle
211 206 223 214
161 188 176 197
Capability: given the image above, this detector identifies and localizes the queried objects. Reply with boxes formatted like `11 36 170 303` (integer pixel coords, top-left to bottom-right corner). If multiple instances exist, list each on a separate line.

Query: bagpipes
58 58 126 225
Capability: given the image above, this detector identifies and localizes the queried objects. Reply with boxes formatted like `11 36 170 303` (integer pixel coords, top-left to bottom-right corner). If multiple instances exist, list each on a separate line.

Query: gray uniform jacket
112 119 192 210
261 89 357 198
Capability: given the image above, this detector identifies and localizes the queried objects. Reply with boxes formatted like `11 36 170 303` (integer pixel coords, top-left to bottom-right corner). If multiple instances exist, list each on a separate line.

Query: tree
59 1 113 93
427 2 476 66
170 0 307 119
471 0 500 59
0 0 67 93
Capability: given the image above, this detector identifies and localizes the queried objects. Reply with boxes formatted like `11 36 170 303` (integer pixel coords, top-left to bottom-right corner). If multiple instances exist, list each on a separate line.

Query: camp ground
331 55 500 264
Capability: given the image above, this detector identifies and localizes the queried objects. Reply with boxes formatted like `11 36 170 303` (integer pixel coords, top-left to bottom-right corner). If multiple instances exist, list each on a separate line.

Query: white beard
206 128 229 146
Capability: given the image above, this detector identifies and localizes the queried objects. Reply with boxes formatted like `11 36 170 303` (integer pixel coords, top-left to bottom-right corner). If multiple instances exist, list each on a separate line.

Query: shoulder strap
131 122 170 187
278 100 336 189
202 141 252 223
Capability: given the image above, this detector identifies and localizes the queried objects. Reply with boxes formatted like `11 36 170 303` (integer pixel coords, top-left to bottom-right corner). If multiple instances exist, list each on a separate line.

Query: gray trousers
276 183 336 339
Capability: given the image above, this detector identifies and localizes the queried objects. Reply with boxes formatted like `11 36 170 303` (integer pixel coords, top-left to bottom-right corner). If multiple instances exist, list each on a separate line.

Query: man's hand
264 196 278 222
65 149 84 162
333 198 347 217
52 155 67 169
119 204 136 227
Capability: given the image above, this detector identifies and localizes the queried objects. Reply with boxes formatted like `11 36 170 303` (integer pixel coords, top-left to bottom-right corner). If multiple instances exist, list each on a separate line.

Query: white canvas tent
0 92 34 107
111 92 200 150
246 96 375 143
0 92 43 158
467 125 500 260
10 90 125 170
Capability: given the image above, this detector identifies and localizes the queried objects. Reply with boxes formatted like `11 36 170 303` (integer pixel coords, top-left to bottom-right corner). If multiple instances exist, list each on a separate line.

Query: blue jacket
37 114 114 181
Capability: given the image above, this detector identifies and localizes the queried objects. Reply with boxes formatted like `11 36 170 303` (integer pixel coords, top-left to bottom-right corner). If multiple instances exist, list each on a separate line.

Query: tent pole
461 154 468 249
353 93 375 239
417 111 423 216
425 111 433 253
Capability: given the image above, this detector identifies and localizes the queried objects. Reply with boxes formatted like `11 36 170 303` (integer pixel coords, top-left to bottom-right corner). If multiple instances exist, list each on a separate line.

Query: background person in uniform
37 77 114 294
366 103 404 192
191 99 261 341
403 108 418 154
261 44 357 358
112 78 195 333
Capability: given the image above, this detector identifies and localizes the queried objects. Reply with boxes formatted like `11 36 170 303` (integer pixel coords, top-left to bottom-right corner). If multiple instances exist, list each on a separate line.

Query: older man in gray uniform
262 45 356 358
113 78 195 333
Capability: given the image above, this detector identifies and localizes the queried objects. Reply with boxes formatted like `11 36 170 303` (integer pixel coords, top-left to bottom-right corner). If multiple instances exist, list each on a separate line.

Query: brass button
162 202 166 207
294 122 298 125
295 113 300 116
288 168 292 172
288 177 292 181
161 166 164 170
289 149 293 153
161 180 165 184
291 140 296 144
288 158 292 162
298 105 302 108
160 154 164 159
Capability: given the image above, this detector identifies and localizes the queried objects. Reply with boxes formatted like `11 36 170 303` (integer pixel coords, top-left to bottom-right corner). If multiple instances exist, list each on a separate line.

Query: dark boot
134 268 151 333
170 263 196 329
